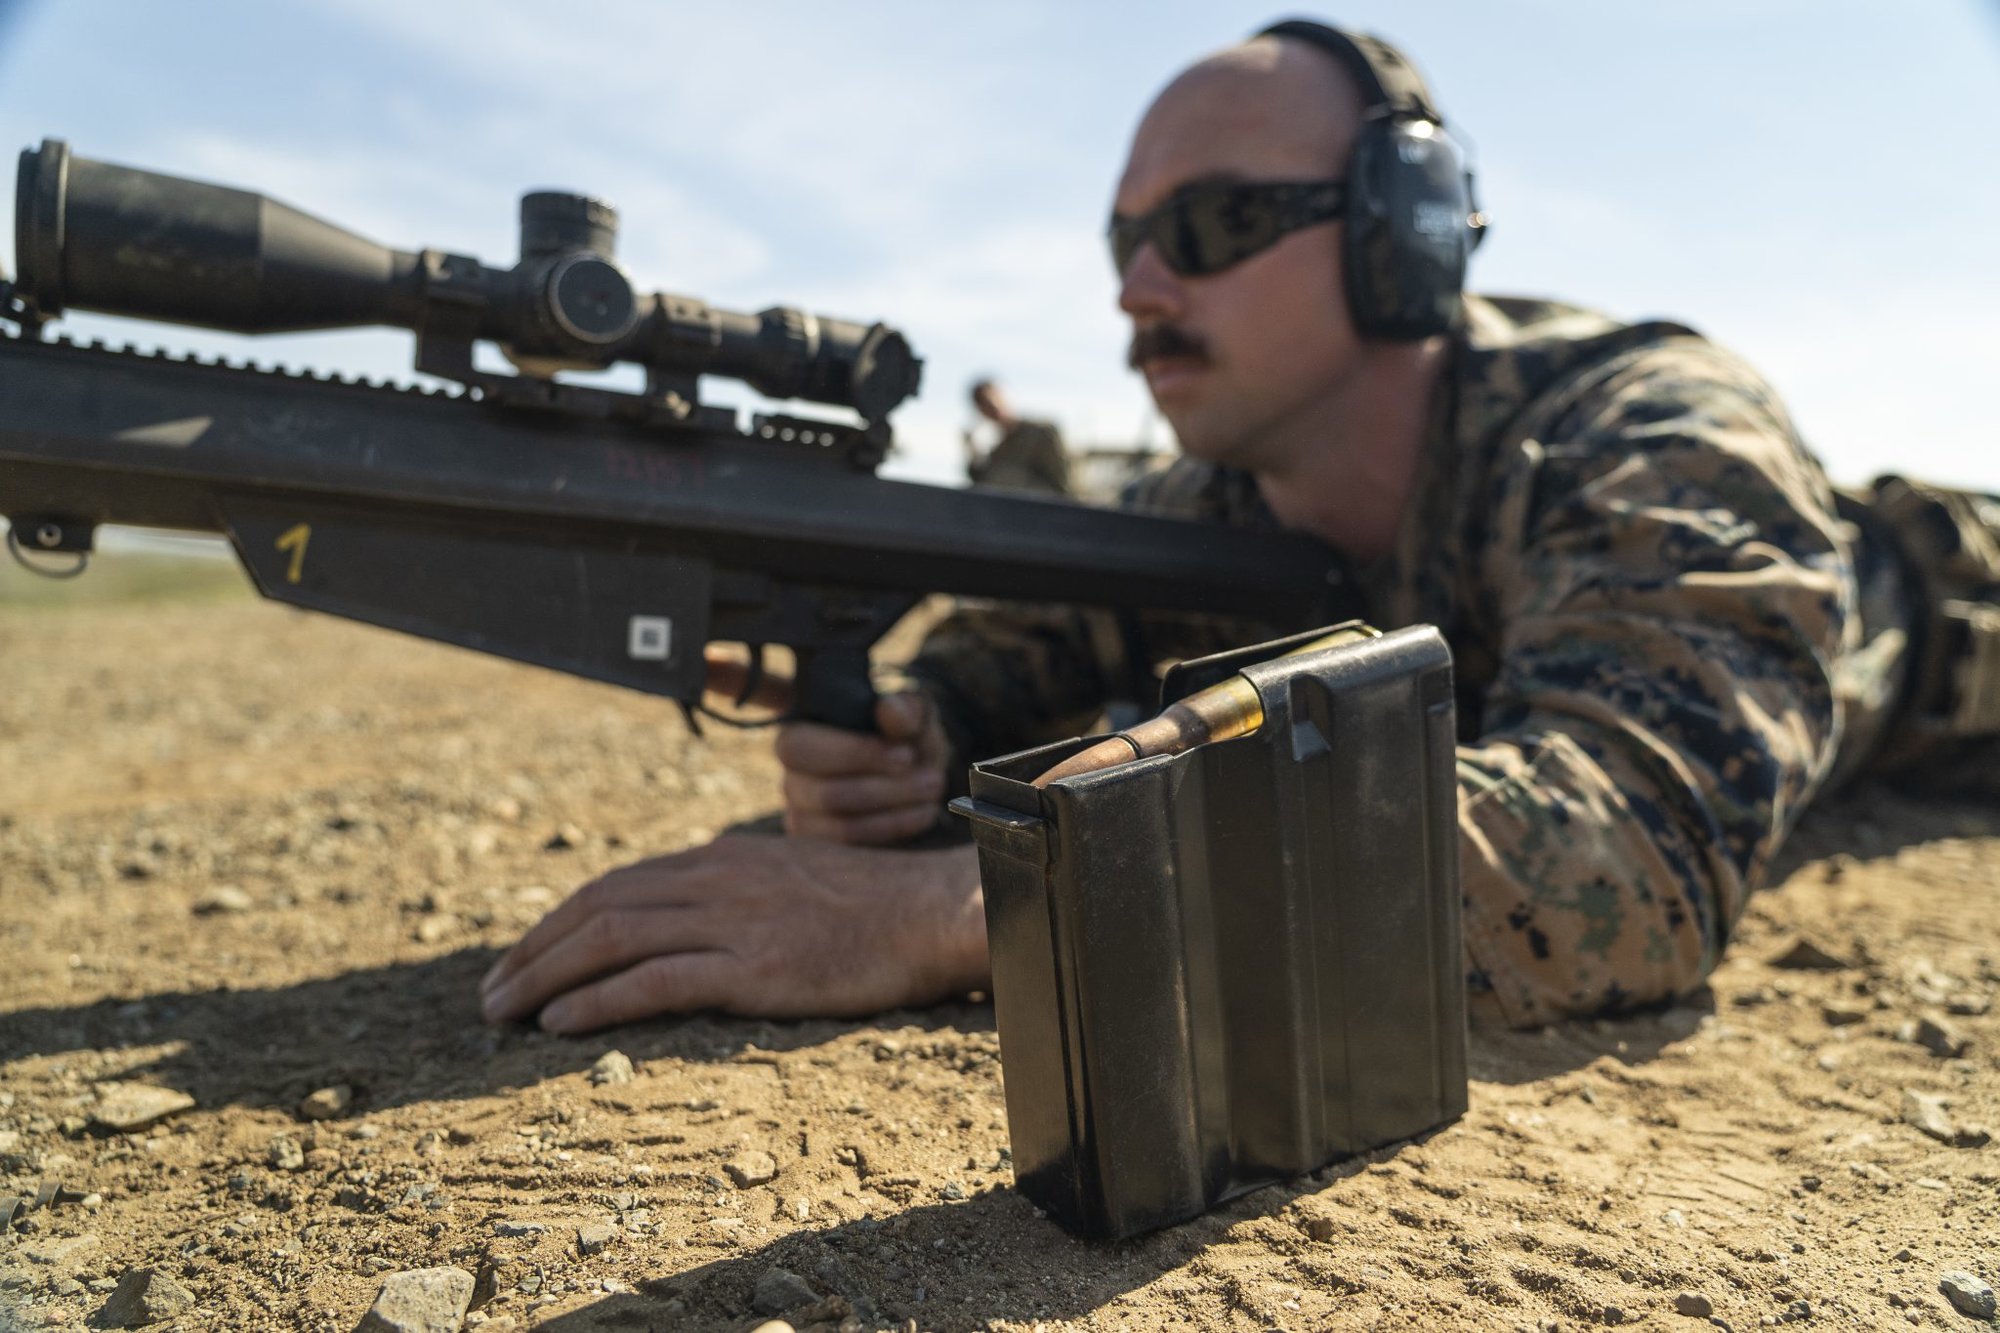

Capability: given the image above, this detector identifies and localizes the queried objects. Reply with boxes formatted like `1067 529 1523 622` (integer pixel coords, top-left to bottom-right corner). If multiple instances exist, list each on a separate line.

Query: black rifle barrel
0 332 1356 724
11 139 919 421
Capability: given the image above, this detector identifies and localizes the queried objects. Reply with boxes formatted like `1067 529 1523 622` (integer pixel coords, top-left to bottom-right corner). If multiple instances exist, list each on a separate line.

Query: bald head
1118 35 1365 206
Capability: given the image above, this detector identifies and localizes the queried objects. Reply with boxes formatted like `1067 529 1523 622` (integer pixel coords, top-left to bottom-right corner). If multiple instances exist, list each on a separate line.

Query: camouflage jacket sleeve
1451 336 1853 1026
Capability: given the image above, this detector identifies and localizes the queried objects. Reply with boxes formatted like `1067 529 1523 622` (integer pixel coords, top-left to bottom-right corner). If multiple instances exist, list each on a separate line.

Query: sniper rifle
0 139 1355 729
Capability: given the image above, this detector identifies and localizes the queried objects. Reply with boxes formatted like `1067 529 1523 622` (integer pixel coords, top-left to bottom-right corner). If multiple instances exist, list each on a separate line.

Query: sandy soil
1 567 1996 1332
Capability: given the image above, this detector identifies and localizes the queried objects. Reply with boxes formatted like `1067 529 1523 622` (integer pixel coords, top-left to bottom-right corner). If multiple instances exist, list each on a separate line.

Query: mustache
1127 323 1209 370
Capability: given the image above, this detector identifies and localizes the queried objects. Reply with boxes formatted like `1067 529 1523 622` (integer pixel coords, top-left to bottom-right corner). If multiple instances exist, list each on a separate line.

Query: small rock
789 1195 812 1222
544 824 585 851
1821 1004 1867 1027
192 885 254 915
1913 1017 1969 1059
1674 1291 1715 1317
726 1150 779 1188
97 1268 196 1327
491 1219 547 1237
90 1084 196 1134
354 1266 476 1333
589 1051 635 1086
1603 1305 1627 1325
1956 1124 1993 1149
1939 1272 1997 1320
1782 1299 1812 1322
1894 1248 1915 1262
1767 937 1852 971
747 1324 796 1333
577 1222 615 1256
268 1136 306 1172
413 914 454 944
298 1085 353 1121
1902 1090 1956 1144
22 1234 99 1267
753 1267 819 1314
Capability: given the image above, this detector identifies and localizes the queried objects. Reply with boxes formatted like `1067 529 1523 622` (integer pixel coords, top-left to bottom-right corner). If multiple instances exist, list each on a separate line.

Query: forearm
908 843 991 996
1453 726 1730 1028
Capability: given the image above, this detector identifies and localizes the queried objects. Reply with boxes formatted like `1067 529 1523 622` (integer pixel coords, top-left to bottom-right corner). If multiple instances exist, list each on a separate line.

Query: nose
1117 242 1186 323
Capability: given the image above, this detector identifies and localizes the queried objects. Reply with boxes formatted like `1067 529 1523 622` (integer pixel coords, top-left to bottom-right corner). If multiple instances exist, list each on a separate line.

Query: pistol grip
793 646 878 733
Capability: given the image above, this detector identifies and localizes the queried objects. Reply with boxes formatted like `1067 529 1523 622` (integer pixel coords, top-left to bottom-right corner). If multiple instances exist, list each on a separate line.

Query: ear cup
1342 120 1476 339
1256 20 1484 340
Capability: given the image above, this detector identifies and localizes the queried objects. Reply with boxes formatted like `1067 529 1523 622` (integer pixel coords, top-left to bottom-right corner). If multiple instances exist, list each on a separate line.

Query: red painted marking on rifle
602 444 704 489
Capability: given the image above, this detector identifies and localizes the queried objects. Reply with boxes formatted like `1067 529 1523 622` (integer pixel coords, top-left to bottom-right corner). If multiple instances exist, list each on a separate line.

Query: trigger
735 644 768 709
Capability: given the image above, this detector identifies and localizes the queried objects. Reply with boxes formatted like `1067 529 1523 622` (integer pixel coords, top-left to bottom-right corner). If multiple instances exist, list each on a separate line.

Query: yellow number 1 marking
276 523 311 584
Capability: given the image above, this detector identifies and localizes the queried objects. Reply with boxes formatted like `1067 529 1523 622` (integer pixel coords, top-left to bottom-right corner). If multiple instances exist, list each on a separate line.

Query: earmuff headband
1257 20 1445 127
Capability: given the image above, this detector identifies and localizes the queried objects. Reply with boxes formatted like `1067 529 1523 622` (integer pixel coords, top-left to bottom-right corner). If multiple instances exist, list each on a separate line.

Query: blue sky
2 0 1996 489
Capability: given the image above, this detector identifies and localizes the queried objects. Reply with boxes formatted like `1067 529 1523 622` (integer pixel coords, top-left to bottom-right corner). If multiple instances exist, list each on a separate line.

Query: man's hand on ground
478 836 987 1034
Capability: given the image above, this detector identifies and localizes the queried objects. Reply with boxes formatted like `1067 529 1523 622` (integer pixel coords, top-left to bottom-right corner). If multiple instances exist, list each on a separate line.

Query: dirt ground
1 557 1995 1332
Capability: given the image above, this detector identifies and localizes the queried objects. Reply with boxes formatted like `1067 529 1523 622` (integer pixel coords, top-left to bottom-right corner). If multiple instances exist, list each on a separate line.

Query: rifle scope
10 139 921 423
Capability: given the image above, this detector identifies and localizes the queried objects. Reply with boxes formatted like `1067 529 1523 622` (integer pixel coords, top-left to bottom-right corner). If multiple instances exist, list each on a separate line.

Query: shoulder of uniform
1453 292 1725 448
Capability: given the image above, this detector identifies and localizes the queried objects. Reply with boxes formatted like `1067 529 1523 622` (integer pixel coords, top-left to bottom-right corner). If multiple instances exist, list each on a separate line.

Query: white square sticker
628 615 673 661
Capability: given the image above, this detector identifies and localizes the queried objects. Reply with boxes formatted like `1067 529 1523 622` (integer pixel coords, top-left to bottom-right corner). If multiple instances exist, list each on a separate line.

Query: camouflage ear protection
1257 19 1487 339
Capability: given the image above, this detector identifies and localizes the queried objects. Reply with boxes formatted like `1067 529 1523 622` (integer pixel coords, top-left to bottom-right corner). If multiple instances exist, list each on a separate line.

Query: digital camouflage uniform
910 294 1881 1029
967 419 1073 495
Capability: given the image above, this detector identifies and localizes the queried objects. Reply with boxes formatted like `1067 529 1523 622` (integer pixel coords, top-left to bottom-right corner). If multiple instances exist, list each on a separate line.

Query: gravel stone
90 1084 196 1134
1913 1017 1968 1059
97 1268 197 1327
299 1085 354 1121
192 885 254 915
268 1135 306 1171
576 1222 615 1256
1674 1291 1714 1317
491 1219 547 1237
752 1267 819 1314
1940 1273 1997 1320
725 1149 779 1188
21 1234 99 1267
354 1266 476 1333
1767 938 1852 970
589 1051 635 1086
1902 1090 1956 1144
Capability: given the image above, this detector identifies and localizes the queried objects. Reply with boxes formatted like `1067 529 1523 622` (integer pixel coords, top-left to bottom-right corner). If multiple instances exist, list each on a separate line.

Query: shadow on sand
0 946 994 1120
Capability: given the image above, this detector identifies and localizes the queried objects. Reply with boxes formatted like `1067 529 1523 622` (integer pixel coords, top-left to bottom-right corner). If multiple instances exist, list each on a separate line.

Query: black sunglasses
1108 179 1347 278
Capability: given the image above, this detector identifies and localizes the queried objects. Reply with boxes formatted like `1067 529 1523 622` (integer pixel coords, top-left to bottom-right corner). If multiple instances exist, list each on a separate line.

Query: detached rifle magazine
954 624 1467 1239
